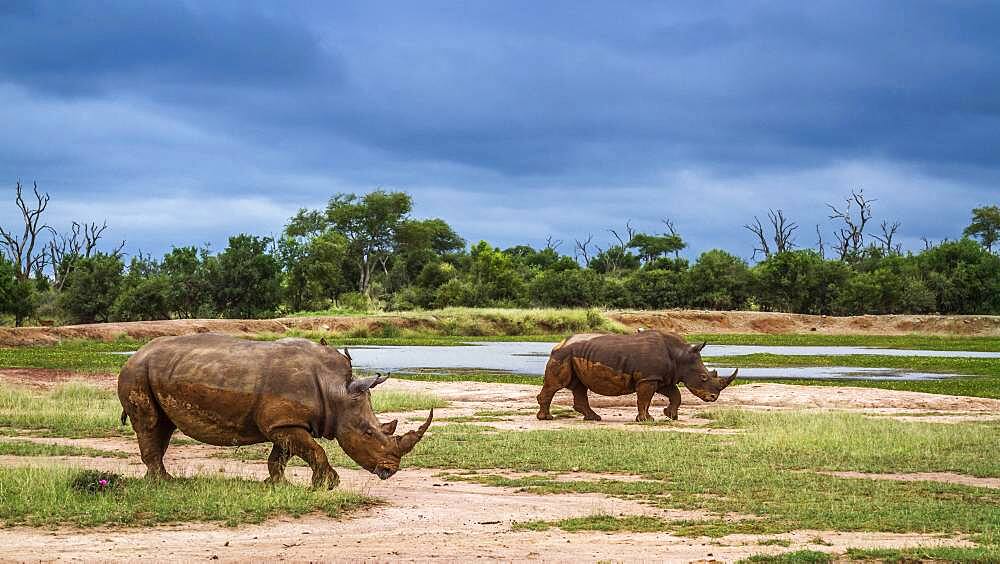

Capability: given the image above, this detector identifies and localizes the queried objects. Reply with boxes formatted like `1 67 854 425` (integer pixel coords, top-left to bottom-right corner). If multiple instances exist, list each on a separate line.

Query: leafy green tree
624 269 688 309
288 191 413 295
918 239 1000 314
753 251 850 314
209 234 282 319
628 233 685 264
161 246 215 318
278 232 350 312
589 246 640 274
466 241 526 306
688 250 752 310
111 255 170 322
964 205 1000 253
58 253 125 323
0 259 36 326
528 269 607 307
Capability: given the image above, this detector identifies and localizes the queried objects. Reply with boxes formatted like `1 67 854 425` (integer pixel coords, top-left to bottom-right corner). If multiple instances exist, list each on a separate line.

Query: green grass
0 382 129 438
708 353 1000 399
0 466 373 527
512 514 670 533
0 383 444 439
0 439 127 458
0 339 141 372
410 414 1000 538
739 551 832 564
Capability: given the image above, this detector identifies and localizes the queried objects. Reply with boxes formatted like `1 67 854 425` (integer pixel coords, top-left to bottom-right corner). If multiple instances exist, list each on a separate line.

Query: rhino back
554 332 676 392
137 334 346 445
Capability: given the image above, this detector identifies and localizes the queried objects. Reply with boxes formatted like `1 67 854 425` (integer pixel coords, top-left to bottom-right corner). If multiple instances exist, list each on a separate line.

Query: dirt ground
1 370 996 562
3 309 1000 346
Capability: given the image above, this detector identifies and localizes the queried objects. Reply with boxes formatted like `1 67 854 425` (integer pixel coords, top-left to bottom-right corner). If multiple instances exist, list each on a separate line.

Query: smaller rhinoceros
118 334 432 488
537 331 738 422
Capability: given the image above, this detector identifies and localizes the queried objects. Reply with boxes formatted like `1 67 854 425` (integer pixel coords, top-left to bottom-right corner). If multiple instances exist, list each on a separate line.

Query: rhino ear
347 372 389 395
380 419 398 434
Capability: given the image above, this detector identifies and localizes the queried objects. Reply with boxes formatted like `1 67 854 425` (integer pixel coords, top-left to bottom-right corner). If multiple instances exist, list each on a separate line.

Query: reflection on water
344 342 970 381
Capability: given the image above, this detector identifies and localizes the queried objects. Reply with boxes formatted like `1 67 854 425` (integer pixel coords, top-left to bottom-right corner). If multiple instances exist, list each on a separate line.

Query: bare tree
0 181 53 281
768 209 798 253
815 224 825 259
574 233 594 266
744 216 771 260
871 219 902 255
921 236 934 251
544 235 562 252
607 220 636 250
662 218 682 258
827 188 874 259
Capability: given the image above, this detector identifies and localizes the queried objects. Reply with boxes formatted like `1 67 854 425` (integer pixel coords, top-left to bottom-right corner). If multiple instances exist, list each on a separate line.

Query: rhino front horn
397 409 433 455
726 368 739 384
347 372 390 395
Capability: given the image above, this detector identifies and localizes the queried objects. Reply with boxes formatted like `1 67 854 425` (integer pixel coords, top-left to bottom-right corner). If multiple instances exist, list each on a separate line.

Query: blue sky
1 1 998 260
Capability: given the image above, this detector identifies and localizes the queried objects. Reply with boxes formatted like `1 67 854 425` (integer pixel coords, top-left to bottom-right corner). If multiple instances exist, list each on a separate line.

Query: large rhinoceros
536 330 738 422
118 333 432 488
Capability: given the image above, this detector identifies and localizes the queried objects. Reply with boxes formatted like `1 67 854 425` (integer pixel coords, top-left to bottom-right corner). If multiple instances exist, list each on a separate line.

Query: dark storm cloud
0 1 997 257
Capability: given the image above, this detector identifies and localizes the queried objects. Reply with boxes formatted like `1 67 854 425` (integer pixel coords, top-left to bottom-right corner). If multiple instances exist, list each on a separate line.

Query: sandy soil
3 309 1000 346
1 375 995 562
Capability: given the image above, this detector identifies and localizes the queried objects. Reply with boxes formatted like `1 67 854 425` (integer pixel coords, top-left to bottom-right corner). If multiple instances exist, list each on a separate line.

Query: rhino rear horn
348 372 389 394
691 341 707 353
397 409 433 455
342 348 352 361
381 419 399 435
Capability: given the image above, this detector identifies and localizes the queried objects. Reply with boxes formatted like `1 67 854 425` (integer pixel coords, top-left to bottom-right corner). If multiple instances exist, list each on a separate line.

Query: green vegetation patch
739 551 833 564
0 439 127 458
0 339 142 372
0 466 373 527
369 390 447 413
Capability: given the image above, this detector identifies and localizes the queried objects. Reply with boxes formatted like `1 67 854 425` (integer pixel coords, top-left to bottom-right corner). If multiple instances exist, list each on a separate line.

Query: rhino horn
397 409 433 455
347 372 389 394
691 341 707 353
380 419 398 434
725 368 739 385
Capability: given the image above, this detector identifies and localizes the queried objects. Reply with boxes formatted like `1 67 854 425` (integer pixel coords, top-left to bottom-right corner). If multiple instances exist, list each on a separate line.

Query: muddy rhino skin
536 331 738 422
118 333 432 487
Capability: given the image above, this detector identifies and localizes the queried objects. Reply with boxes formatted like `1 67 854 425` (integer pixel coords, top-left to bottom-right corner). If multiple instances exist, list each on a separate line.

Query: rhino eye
700 374 708 381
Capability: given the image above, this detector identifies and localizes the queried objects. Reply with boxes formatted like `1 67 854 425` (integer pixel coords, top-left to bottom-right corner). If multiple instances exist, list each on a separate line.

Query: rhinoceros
536 331 738 422
117 333 432 488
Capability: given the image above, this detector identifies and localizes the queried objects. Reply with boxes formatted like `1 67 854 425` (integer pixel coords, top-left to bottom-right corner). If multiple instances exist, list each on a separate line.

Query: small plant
70 470 123 494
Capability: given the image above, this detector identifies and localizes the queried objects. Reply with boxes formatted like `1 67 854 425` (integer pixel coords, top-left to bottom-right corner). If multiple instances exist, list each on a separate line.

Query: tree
322 191 412 295
278 231 350 312
0 181 52 286
964 205 1000 253
0 258 36 325
688 250 752 310
745 209 798 260
209 234 282 319
161 246 214 318
827 188 874 260
628 233 685 265
112 254 170 322
58 253 125 323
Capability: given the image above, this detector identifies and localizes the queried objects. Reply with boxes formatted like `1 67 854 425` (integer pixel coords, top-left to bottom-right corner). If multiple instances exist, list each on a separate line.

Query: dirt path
3 309 1000 346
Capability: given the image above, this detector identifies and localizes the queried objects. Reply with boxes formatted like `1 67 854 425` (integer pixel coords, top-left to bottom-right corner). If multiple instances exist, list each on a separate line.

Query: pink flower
98 479 109 487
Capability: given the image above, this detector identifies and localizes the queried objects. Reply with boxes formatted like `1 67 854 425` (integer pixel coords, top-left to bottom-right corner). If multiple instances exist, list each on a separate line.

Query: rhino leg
635 381 656 422
264 443 291 484
537 358 572 420
268 427 339 489
661 384 681 420
136 418 176 480
568 378 601 421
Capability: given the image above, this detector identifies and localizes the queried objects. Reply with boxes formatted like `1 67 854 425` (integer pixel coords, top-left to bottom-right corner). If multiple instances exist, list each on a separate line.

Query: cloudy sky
1 1 997 260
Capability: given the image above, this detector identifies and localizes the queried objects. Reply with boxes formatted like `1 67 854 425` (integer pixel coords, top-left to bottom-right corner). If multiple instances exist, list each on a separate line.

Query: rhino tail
120 411 128 426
